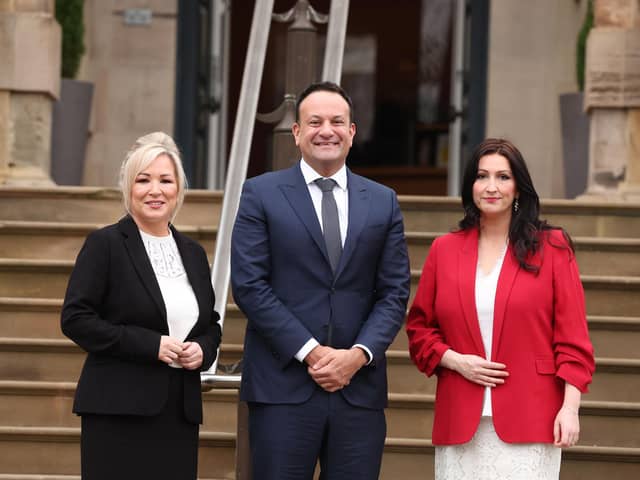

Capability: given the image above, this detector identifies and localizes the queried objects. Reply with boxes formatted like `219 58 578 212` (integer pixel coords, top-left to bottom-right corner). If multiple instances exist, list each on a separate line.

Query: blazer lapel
335 170 369 278
279 164 331 266
458 228 486 356
491 243 519 359
118 216 167 321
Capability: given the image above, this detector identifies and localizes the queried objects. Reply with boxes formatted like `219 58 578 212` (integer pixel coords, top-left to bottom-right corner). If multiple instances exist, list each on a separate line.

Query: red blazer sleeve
406 237 451 376
549 230 595 392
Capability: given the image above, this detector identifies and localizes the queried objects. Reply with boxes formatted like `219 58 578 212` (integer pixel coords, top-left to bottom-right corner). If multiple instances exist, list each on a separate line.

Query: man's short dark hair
295 81 354 123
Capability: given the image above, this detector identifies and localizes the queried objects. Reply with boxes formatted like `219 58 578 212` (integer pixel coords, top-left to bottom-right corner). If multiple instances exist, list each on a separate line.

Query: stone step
3 261 640 318
0 187 222 227
582 275 640 317
0 426 235 479
1 426 636 480
0 298 247 344
3 187 640 238
407 233 640 276
2 220 640 277
3 298 639 362
0 476 226 480
400 195 640 238
0 475 83 480
390 315 640 362
4 381 636 449
0 338 242 383
0 221 216 262
0 380 238 434
385 394 640 448
0 338 637 403
387 353 640 403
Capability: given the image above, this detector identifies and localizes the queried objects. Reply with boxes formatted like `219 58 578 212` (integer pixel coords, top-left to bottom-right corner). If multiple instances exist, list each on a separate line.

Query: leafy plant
55 0 85 78
576 0 594 91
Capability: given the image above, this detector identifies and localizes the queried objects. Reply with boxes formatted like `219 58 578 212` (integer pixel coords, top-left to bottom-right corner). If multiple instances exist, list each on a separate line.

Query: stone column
0 0 60 186
583 0 640 200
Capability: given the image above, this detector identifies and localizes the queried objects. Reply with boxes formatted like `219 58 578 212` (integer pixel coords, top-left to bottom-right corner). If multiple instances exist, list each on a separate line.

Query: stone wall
485 0 587 198
80 0 177 186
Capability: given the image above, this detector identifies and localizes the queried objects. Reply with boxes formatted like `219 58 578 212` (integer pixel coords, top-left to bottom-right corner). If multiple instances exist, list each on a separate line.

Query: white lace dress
434 247 561 479
435 418 561 480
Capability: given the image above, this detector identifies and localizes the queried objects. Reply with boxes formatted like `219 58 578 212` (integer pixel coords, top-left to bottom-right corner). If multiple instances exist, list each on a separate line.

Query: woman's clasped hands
158 335 204 370
441 350 509 387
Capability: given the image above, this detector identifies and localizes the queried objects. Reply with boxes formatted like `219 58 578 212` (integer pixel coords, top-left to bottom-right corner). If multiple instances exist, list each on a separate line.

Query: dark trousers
248 387 386 480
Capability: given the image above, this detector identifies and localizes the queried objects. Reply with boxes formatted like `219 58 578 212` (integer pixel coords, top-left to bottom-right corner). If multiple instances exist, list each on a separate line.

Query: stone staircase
0 187 639 479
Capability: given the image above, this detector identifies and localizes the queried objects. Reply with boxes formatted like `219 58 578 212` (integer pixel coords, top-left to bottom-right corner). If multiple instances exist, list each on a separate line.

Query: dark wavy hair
459 138 573 273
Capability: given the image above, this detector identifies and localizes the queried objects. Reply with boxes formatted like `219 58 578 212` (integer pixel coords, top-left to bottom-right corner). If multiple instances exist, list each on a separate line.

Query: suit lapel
491 243 519 359
458 228 486 356
335 170 369 278
279 164 332 267
118 216 167 321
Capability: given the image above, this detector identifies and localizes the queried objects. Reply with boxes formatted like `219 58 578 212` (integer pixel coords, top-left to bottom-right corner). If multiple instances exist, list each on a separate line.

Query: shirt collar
300 158 347 191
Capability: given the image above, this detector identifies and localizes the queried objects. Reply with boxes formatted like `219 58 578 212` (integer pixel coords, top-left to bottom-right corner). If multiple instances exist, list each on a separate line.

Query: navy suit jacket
231 163 410 410
61 215 222 423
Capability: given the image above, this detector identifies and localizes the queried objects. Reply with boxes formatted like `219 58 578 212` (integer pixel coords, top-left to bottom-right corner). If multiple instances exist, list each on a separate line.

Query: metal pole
207 0 275 375
207 0 231 190
321 0 350 83
447 0 466 196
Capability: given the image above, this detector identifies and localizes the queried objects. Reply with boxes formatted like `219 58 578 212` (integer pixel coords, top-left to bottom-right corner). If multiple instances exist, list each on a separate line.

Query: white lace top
140 229 199 367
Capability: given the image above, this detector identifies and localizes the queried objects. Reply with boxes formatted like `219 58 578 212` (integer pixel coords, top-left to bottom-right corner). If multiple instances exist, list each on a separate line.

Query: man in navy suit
231 82 410 480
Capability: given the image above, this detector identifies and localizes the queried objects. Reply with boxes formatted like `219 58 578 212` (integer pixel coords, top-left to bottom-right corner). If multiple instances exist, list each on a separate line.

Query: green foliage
576 0 594 91
55 0 85 78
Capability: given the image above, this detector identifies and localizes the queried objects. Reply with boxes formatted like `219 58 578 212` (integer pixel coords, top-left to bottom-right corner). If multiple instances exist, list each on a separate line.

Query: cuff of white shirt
352 344 373 365
295 338 320 363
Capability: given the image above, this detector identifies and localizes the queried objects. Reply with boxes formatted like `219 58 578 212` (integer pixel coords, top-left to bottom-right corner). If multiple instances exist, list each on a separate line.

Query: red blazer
406 228 594 445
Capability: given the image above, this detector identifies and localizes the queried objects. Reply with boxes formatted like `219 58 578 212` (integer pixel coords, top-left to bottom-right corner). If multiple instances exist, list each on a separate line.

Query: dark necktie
315 178 343 273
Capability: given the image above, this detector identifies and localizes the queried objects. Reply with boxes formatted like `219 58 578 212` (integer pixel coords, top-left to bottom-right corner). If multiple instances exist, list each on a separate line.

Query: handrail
447 0 465 196
203 0 275 381
321 0 350 83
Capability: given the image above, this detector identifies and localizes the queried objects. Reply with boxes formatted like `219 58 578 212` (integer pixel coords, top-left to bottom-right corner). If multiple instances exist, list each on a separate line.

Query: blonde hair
119 132 188 222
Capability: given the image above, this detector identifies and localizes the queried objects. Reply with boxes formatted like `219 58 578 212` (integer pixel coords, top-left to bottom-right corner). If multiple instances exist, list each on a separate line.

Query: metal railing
201 0 274 389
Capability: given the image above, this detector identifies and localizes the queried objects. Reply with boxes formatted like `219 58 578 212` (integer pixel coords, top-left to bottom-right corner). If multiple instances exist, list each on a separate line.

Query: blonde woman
62 132 221 480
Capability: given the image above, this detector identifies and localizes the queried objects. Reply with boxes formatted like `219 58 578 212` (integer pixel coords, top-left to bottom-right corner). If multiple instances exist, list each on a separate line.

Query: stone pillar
0 0 60 186
262 0 321 171
583 0 640 200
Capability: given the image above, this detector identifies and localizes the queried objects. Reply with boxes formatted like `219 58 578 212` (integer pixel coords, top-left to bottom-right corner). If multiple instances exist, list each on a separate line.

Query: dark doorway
195 0 489 194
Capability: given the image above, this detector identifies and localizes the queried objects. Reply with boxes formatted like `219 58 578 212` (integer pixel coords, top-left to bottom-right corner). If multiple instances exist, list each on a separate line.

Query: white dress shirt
294 159 373 365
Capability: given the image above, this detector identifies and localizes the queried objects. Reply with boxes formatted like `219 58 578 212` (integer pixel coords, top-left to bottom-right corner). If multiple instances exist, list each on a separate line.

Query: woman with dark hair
406 138 594 479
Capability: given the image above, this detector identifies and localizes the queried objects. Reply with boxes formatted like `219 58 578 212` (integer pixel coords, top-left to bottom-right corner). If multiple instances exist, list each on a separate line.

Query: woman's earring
514 198 519 213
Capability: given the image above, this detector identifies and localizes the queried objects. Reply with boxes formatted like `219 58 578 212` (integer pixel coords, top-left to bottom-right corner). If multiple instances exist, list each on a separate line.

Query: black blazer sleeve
61 228 161 362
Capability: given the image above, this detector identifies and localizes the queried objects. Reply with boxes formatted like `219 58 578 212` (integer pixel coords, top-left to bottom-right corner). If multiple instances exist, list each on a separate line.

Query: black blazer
61 215 221 424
